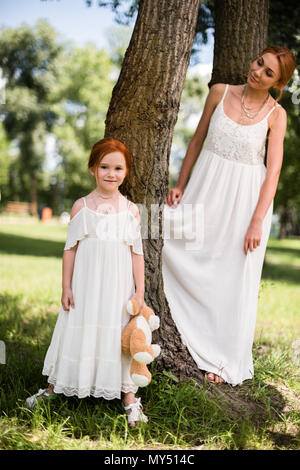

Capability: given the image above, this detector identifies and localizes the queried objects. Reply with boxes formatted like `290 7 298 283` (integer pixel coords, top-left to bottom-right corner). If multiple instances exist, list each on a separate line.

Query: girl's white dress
42 196 143 399
162 84 281 386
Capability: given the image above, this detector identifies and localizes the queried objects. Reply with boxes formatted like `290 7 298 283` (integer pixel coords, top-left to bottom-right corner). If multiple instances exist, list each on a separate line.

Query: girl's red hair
88 137 131 178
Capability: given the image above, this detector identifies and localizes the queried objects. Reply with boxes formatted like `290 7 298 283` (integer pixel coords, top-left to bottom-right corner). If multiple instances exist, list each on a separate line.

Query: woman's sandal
205 372 225 384
25 388 57 410
123 397 148 426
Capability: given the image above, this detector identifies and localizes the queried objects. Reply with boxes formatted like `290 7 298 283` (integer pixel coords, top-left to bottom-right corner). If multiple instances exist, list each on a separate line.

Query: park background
0 0 299 450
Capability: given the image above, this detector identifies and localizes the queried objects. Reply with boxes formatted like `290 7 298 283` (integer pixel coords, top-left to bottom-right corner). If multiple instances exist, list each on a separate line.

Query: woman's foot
205 372 224 384
122 392 148 427
25 384 56 410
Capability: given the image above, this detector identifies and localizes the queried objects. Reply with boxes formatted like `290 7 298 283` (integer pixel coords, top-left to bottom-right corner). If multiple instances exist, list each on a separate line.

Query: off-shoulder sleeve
64 209 88 250
124 213 144 255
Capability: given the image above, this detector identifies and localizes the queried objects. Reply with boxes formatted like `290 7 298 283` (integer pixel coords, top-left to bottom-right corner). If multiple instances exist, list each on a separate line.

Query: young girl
25 137 147 426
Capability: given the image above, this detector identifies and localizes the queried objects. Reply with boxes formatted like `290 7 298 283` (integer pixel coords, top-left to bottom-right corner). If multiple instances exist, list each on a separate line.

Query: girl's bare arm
61 199 83 310
130 204 145 312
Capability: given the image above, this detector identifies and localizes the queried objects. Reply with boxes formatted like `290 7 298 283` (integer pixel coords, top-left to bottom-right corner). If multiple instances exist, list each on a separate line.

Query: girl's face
248 52 281 91
90 151 127 192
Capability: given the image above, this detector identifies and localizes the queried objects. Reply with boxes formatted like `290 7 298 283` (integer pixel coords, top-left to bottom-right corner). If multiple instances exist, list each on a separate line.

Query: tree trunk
279 206 289 239
104 0 270 383
29 176 38 217
209 0 270 87
105 0 202 380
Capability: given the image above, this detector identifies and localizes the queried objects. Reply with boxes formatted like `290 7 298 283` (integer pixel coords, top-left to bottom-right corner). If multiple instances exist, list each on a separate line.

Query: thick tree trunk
209 0 270 87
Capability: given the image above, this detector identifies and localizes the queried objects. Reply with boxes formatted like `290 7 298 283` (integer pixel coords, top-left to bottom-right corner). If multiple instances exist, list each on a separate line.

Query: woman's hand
244 219 262 255
165 187 183 207
61 287 75 311
132 292 144 314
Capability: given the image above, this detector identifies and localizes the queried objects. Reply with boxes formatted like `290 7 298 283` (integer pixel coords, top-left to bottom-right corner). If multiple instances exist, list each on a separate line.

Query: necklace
91 189 121 214
239 84 270 124
94 188 120 200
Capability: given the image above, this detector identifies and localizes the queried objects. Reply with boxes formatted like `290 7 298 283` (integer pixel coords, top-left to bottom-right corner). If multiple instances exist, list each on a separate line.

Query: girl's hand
165 187 183 207
132 292 144 314
61 287 75 311
244 219 262 255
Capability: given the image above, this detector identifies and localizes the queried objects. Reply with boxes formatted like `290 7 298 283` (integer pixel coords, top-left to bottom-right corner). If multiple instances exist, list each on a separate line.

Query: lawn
0 216 299 450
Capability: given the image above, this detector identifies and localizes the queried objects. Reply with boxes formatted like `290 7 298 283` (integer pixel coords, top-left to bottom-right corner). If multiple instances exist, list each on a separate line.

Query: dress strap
221 84 229 102
264 103 281 120
82 197 86 207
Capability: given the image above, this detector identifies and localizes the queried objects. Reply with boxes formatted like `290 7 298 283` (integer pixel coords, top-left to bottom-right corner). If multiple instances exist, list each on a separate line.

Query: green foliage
50 43 114 209
0 20 63 204
0 20 115 212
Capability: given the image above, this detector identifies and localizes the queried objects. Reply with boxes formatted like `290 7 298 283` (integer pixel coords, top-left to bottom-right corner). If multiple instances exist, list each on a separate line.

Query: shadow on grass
0 232 64 258
262 243 300 285
0 292 297 449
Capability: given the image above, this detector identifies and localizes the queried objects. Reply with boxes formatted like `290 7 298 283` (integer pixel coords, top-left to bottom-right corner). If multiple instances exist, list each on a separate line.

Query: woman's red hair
256 45 297 101
88 137 131 179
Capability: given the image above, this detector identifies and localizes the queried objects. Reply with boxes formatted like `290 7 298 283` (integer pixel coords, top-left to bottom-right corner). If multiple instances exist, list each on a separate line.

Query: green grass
0 216 299 450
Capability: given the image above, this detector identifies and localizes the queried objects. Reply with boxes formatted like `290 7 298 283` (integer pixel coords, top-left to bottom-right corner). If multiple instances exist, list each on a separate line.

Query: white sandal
25 388 57 410
123 397 148 426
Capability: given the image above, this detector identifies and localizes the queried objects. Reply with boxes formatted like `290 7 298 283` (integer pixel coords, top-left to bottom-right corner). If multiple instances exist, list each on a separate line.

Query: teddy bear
121 297 161 387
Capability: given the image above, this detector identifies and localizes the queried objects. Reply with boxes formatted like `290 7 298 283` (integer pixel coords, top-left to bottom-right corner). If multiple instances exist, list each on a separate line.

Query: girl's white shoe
25 388 57 410
123 397 148 426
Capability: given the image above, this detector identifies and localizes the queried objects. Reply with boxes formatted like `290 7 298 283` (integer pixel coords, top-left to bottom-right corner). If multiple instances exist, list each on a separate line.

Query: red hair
255 45 297 101
88 137 132 179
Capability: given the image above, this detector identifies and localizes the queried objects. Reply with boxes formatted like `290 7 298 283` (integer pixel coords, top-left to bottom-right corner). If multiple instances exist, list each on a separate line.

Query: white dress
42 196 144 399
162 84 281 386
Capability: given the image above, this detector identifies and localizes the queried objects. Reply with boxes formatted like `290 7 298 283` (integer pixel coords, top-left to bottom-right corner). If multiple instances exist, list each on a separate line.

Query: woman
162 46 296 385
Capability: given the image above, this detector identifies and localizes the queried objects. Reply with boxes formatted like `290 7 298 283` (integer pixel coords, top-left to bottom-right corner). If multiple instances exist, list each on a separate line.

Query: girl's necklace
239 84 270 124
92 189 121 214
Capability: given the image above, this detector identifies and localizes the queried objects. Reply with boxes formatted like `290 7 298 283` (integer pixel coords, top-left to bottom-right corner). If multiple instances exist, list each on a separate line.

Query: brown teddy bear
121 297 161 387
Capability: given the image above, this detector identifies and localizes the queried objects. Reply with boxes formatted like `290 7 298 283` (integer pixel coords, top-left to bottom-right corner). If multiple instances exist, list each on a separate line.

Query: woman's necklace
239 84 270 124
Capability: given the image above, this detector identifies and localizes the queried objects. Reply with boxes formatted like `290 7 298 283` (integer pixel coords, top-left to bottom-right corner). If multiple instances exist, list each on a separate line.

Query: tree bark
104 0 270 383
209 0 270 87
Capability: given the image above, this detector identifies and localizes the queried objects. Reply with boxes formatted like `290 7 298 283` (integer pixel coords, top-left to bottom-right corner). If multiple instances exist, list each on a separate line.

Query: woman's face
248 52 281 91
90 151 127 191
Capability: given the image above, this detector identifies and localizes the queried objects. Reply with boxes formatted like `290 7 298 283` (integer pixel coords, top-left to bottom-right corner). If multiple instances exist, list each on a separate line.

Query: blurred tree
0 19 62 215
50 43 114 211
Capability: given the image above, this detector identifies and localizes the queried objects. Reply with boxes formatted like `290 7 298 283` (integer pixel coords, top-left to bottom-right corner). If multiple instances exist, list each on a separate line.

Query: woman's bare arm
251 106 287 223
244 106 287 254
129 204 145 312
166 83 226 206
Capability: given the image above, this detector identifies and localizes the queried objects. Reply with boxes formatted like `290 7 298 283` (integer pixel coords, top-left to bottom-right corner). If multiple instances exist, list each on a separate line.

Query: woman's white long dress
162 84 280 386
42 196 144 399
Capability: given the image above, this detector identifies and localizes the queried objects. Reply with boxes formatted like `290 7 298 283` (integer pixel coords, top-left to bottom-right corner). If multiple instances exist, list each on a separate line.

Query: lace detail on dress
121 383 138 394
46 375 138 398
46 375 122 399
203 84 279 166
